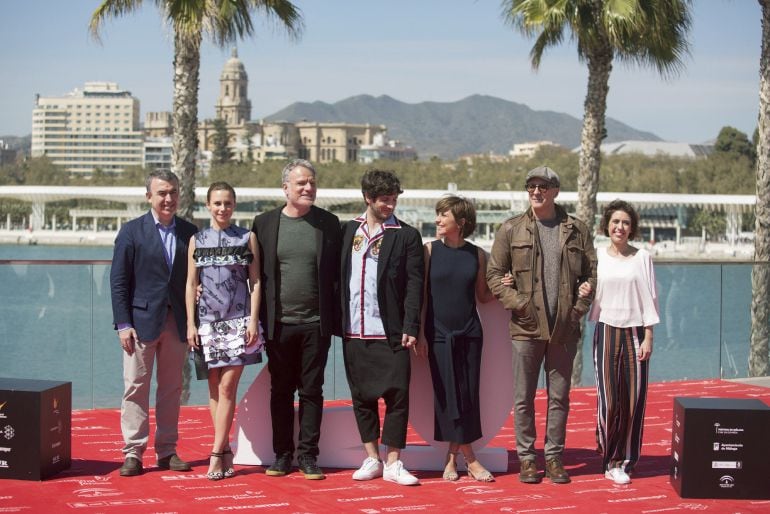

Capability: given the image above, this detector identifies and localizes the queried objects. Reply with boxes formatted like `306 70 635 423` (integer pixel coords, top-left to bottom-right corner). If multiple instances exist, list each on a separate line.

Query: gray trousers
511 339 577 462
121 310 188 460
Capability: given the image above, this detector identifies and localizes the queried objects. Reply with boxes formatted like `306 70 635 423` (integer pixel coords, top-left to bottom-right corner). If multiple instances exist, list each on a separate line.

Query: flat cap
525 166 560 188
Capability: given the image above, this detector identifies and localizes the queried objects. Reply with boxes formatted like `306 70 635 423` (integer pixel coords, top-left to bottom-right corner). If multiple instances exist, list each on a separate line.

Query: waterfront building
151 49 397 164
143 137 173 172
509 140 562 158
578 140 714 158
144 111 172 138
358 133 417 163
0 140 19 166
30 82 144 176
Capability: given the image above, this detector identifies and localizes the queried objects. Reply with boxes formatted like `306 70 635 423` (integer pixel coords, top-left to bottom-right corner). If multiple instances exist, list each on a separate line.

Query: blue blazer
110 211 198 342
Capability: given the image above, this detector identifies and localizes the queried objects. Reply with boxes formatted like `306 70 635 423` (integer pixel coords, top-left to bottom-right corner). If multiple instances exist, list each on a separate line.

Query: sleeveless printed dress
194 225 264 368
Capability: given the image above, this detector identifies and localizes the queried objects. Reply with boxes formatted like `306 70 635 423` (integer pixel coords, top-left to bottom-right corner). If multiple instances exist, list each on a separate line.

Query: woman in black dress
417 195 496 482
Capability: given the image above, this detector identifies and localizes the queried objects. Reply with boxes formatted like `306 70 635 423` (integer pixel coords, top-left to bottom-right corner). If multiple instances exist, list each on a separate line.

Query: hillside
265 94 661 160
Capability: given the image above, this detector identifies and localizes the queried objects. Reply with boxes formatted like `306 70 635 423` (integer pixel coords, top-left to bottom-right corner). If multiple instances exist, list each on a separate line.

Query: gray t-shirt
536 218 561 330
276 212 320 324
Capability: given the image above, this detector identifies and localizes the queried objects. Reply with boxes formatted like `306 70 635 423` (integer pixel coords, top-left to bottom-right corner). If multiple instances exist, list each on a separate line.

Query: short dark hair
145 170 179 192
600 199 640 240
435 195 477 238
206 181 236 202
361 169 403 200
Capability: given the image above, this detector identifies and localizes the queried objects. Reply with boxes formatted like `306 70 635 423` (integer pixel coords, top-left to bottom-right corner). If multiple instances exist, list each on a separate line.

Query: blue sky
0 0 761 144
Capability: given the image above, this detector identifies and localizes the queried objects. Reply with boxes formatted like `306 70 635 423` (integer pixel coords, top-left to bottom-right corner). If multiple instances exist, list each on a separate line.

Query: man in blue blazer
110 170 198 476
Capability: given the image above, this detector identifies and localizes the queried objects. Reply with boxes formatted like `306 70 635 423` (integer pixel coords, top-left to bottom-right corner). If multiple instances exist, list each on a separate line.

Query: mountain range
265 94 661 160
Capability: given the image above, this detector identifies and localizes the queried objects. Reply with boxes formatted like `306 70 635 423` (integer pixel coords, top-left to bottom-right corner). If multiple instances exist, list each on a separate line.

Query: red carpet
1 379 768 513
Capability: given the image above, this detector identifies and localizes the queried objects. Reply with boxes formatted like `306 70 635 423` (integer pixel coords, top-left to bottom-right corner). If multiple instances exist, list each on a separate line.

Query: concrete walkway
728 376 770 388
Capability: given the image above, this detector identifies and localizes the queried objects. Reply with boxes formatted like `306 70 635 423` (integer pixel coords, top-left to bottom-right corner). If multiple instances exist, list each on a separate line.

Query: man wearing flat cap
487 165 596 485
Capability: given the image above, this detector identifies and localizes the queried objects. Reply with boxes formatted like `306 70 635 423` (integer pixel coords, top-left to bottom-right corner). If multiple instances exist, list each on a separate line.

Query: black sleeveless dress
425 240 483 443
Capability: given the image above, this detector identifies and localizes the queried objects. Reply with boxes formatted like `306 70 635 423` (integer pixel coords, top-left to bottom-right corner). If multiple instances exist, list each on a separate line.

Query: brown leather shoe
119 456 143 477
519 459 541 484
157 454 192 471
545 457 571 484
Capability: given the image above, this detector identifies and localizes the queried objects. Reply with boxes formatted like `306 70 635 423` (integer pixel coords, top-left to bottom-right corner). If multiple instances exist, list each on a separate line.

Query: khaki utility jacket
487 205 597 344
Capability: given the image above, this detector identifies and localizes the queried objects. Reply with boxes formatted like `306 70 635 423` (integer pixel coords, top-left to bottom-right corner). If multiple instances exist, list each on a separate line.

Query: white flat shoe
605 467 631 485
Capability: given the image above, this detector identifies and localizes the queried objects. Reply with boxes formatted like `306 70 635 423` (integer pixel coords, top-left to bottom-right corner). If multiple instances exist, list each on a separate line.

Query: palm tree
90 0 303 220
502 0 690 231
502 0 691 385
750 0 770 377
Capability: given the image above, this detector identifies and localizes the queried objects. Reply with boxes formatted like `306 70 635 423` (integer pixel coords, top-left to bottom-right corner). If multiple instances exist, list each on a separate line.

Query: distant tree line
0 125 757 231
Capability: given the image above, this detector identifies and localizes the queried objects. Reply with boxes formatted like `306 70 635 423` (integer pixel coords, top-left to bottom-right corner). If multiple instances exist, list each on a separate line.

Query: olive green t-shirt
276 212 320 324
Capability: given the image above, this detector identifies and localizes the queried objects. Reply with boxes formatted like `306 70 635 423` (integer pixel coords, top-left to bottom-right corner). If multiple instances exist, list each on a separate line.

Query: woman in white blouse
585 200 660 486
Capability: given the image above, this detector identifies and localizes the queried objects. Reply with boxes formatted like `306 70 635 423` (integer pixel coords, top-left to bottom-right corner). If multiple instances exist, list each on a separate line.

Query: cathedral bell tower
215 48 251 126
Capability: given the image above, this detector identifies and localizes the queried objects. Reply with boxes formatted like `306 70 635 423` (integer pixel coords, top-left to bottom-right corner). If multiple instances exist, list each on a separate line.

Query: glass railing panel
720 264 752 379
575 262 725 387
1 259 766 409
651 263 723 380
0 262 96 410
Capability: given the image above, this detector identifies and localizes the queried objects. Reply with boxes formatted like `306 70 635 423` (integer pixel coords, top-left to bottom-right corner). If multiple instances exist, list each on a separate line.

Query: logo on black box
719 475 735 489
714 422 744 435
0 401 7 419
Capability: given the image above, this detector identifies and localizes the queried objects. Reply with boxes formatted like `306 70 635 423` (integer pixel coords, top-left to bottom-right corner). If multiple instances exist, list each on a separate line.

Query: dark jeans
265 322 330 459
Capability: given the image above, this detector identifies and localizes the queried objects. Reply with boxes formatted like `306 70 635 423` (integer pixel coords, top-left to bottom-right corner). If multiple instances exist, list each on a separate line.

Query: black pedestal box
0 378 71 480
670 396 769 499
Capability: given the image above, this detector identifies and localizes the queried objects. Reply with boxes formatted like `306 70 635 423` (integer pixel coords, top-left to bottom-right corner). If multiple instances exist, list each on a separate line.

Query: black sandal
222 448 235 478
207 452 224 481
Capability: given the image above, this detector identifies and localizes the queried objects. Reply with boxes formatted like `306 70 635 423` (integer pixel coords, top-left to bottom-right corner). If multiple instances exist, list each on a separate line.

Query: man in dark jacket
251 159 341 480
340 169 424 486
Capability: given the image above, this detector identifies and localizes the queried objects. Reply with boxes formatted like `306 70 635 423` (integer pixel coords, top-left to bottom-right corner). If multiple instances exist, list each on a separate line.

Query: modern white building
31 82 144 176
578 140 714 158
143 137 173 172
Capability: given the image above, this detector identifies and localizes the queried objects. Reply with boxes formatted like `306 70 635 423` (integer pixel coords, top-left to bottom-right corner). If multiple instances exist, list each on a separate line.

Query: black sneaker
297 455 325 480
266 452 293 476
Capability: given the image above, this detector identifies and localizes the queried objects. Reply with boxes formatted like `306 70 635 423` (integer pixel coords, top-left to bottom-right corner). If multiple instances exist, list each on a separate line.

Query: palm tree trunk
572 48 612 387
172 32 201 222
577 51 612 233
749 0 770 378
172 32 201 404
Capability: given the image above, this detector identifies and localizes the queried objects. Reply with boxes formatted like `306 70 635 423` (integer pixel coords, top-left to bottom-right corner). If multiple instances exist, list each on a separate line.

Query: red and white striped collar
353 212 401 230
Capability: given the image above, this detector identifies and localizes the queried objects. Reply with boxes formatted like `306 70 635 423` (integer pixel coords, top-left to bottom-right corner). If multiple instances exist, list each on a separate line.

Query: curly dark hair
361 169 403 200
600 199 640 240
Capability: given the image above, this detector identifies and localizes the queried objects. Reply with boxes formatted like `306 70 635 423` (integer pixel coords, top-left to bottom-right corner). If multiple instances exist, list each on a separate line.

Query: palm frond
89 0 147 42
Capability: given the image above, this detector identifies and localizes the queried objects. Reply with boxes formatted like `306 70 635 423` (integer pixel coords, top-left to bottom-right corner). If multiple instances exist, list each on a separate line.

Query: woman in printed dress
185 182 264 480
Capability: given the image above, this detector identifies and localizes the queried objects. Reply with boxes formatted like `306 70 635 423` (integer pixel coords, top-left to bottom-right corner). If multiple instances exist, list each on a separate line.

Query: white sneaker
605 467 631 485
352 457 383 481
383 460 420 486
